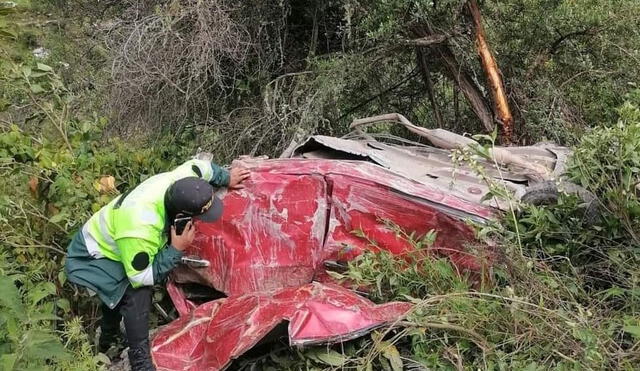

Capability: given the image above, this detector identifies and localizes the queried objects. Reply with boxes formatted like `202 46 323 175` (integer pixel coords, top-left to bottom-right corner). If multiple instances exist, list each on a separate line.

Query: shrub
0 58 194 369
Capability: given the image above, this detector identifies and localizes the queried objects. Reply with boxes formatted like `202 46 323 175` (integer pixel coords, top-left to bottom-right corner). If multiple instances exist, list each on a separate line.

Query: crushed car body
151 114 576 370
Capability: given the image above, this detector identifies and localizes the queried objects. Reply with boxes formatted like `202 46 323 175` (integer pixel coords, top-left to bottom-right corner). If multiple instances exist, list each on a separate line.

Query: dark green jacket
65 160 229 309
65 232 183 308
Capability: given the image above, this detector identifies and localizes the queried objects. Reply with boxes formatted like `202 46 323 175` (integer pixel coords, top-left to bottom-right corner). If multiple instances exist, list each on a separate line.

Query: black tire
521 180 601 225
520 181 559 206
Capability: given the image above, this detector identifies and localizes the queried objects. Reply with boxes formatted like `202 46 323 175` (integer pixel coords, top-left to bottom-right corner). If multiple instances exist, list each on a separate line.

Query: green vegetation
1 0 639 369
1 3 192 368
0 72 168 371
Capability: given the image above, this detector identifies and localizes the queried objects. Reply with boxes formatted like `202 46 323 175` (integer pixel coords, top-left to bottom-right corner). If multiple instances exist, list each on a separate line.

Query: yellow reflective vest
66 159 229 308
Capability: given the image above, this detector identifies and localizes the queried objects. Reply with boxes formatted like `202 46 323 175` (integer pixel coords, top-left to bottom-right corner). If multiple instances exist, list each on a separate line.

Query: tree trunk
436 45 495 132
411 25 495 133
416 48 444 128
468 0 514 143
454 82 459 124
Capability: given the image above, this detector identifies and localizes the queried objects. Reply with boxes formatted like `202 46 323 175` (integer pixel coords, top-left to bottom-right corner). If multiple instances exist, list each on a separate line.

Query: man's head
165 177 223 222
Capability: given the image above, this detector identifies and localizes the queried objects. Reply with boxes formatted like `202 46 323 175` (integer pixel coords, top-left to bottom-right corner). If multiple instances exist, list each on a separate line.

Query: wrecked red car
151 114 574 370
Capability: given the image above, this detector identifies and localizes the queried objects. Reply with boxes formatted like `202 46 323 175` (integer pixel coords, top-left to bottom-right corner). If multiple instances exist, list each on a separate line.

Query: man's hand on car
229 167 250 189
171 222 195 251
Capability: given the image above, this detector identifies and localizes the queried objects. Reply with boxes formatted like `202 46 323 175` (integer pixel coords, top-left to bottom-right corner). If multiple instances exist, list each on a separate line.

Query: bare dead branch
105 0 254 133
468 0 514 143
402 34 449 46
416 48 444 128
410 24 495 133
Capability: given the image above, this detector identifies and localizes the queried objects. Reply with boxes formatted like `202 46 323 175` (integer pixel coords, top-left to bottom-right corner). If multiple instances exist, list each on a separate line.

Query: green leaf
400 294 422 304
30 84 46 94
58 270 66 286
601 287 626 299
29 71 50 78
0 97 9 112
315 349 347 366
5 316 19 341
522 362 542 371
23 331 69 361
351 228 366 238
380 342 403 371
21 66 32 78
0 276 24 314
325 270 345 280
0 353 17 371
422 229 437 247
27 282 56 307
49 212 66 224
94 353 111 365
0 28 17 40
622 325 640 339
28 313 61 323
480 190 496 203
378 355 392 371
35 63 53 72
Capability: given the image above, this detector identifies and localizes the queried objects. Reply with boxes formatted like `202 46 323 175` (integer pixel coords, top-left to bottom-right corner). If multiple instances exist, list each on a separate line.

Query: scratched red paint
153 283 413 370
152 158 495 370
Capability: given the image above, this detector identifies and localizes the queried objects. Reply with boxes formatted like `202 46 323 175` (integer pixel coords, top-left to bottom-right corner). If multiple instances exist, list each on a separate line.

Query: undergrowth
1 4 195 368
0 63 196 368
2 1 640 370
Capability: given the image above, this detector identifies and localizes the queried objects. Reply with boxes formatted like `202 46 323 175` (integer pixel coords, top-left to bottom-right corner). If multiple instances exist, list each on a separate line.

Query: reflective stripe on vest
82 223 104 259
129 265 154 287
82 208 119 258
98 209 119 256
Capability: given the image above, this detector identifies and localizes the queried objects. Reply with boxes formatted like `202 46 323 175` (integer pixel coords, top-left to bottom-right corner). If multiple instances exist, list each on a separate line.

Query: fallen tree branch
402 34 449 46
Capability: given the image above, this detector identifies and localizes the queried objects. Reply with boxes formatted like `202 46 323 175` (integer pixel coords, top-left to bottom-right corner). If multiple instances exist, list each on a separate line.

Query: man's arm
181 159 230 187
208 162 230 187
202 160 251 189
117 238 183 288
184 159 249 189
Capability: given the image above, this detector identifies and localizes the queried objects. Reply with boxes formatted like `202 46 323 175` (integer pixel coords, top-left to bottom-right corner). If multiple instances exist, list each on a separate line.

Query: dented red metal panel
242 159 494 220
153 158 494 370
320 173 486 271
153 283 412 370
173 171 328 295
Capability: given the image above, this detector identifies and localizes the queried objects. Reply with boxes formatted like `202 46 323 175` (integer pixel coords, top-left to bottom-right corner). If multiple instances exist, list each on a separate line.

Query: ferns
0 274 71 370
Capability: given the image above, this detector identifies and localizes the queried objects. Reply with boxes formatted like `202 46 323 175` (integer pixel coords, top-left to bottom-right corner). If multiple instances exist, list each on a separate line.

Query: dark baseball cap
165 177 223 222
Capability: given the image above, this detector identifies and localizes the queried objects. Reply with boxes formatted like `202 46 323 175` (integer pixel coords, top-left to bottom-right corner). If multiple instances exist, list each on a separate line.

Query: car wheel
520 181 559 206
521 181 601 225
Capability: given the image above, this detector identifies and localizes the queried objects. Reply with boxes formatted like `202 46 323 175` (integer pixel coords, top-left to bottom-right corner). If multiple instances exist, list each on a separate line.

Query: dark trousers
101 285 152 349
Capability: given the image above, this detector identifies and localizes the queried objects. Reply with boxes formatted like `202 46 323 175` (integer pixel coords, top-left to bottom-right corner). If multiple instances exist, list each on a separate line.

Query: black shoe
128 339 156 371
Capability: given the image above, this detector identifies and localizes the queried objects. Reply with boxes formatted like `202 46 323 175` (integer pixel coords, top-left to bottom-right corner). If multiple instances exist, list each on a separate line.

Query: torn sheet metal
153 158 494 370
153 283 412 370
293 134 570 211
